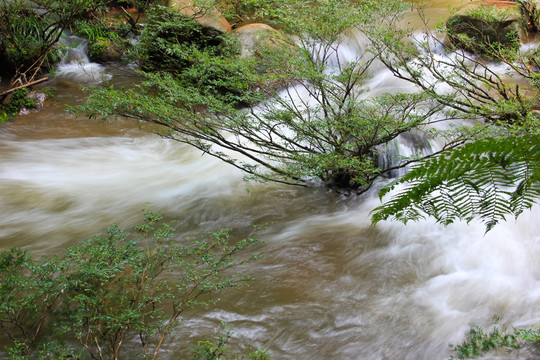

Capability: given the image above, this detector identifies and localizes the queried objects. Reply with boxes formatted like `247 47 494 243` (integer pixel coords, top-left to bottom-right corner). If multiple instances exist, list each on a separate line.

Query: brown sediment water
0 1 538 358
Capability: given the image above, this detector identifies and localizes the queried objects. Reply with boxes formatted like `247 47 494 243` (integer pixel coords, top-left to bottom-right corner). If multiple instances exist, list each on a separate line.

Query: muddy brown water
1 1 538 359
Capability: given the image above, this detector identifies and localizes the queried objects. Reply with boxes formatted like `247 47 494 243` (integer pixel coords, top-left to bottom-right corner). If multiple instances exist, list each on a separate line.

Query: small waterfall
377 133 436 179
306 29 374 76
59 33 89 63
55 33 111 83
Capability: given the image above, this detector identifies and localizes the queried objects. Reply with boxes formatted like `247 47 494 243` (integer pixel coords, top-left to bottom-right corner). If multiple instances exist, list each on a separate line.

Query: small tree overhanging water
82 0 468 195
81 0 540 226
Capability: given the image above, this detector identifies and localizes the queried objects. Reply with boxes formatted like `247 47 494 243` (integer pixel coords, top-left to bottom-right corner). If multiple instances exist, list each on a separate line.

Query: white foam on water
54 34 111 83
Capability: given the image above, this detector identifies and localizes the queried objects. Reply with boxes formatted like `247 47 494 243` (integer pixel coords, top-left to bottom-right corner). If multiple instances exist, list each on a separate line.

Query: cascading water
55 33 111 83
0 2 539 359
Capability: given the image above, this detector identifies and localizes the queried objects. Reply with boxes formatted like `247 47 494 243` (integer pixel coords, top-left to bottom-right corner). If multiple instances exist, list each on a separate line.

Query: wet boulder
18 90 47 115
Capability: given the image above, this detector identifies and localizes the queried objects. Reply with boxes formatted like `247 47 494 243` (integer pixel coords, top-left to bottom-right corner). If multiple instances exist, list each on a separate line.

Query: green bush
190 323 271 360
0 212 264 360
73 20 109 42
0 111 9 124
450 324 540 359
130 5 268 105
135 5 233 72
3 88 37 115
72 18 128 61
89 38 110 58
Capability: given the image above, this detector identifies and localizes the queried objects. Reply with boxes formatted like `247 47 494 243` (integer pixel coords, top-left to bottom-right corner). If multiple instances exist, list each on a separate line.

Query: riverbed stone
233 23 284 58
18 90 47 115
170 0 232 34
233 23 301 91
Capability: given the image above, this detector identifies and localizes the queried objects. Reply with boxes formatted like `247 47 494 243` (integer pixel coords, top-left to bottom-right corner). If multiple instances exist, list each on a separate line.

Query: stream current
0 1 539 359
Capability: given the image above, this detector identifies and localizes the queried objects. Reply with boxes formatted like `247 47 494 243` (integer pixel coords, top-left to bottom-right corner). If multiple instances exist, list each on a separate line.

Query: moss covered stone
446 6 521 58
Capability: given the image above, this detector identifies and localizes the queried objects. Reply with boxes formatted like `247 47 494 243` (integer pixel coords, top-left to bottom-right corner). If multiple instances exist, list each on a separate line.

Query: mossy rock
2 88 46 115
446 6 521 58
89 39 123 63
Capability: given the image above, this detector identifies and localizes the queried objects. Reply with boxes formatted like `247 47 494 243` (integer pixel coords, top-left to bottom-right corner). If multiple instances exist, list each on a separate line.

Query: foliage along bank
0 212 267 359
84 0 456 193
83 0 540 206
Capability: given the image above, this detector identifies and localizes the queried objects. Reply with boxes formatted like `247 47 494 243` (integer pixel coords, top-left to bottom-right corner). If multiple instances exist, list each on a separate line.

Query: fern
372 135 540 232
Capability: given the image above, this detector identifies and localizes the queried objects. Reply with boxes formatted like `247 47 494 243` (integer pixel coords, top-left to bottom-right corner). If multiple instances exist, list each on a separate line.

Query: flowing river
1 1 539 359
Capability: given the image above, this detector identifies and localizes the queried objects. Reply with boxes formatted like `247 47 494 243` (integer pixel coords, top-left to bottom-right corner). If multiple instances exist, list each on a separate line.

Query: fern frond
372 135 540 232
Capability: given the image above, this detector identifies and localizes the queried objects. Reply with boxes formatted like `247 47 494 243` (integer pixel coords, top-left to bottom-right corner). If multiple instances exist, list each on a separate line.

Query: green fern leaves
372 135 540 232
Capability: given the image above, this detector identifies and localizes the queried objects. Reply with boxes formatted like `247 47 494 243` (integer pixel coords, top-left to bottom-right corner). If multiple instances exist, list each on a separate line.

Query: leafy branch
372 134 540 232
